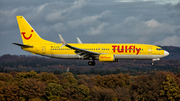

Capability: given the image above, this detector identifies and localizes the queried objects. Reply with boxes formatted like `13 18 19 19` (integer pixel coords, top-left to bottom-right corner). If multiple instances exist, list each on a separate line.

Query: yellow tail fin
16 16 54 45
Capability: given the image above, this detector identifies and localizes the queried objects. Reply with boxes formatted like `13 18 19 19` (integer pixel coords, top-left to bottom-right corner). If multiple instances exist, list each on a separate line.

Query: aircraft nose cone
164 50 169 56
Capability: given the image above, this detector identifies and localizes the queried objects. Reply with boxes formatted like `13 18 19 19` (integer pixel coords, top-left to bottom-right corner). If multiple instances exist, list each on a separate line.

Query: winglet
59 34 67 45
76 37 82 44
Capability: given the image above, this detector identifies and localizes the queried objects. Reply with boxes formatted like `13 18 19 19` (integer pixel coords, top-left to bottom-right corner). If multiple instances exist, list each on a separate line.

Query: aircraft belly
46 54 79 59
115 55 164 59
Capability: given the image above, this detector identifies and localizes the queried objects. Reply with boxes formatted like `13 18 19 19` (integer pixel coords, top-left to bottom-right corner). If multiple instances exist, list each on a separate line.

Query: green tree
39 72 59 83
114 87 131 101
160 74 180 101
18 78 46 100
78 84 90 101
0 81 5 101
94 73 130 89
15 71 39 81
62 72 77 84
45 83 63 100
60 72 84 101
91 86 117 101
1 83 19 101
131 71 168 101
0 73 14 83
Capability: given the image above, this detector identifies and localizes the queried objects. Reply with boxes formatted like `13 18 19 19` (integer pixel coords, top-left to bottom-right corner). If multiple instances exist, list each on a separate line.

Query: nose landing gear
152 58 160 66
152 62 154 66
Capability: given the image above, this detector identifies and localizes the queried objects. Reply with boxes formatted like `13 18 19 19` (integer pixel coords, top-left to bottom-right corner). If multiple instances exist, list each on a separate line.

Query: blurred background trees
0 71 180 101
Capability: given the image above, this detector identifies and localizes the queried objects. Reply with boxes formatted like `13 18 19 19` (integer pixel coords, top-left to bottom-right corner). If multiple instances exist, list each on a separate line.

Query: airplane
13 16 169 66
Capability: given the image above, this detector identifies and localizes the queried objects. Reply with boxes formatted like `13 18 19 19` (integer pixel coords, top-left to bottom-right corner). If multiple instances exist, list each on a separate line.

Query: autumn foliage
1 71 180 101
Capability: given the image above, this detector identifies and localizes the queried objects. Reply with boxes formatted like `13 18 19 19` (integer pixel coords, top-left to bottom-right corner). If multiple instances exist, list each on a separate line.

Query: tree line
1 71 180 101
1 54 180 76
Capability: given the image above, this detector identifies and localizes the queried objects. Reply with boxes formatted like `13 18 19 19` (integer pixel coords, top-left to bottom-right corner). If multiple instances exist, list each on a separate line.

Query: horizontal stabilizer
13 43 33 48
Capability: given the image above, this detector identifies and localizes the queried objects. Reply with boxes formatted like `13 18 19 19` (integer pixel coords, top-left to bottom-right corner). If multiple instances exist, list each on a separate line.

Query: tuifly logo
21 30 33 40
112 45 141 55
100 56 112 59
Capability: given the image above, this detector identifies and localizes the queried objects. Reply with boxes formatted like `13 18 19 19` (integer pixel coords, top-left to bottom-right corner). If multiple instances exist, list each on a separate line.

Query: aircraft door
101 47 105 53
42 46 46 54
97 47 101 53
97 47 105 53
148 46 152 54
97 47 104 53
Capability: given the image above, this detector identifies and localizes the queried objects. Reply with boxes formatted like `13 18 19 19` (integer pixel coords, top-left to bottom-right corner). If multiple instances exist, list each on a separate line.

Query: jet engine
99 54 118 62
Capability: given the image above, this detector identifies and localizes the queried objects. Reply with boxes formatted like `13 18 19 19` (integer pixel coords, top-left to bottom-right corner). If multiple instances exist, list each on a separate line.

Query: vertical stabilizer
16 16 54 45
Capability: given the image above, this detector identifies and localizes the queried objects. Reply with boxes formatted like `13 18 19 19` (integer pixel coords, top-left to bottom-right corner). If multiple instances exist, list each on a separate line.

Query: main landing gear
88 60 95 66
88 57 95 66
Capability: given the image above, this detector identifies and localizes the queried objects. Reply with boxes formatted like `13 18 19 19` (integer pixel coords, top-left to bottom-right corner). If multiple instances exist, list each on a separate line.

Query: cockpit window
156 48 163 50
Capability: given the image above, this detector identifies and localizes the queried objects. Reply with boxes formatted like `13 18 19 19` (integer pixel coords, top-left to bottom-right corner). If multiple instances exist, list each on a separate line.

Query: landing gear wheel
152 62 155 66
92 61 95 66
88 61 95 66
88 61 91 66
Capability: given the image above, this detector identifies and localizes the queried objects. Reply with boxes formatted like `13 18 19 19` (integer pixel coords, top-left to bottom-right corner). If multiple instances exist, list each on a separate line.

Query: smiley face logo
21 30 33 40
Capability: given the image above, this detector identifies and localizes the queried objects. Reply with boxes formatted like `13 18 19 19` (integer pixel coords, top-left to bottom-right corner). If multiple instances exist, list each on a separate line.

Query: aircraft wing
66 44 99 54
59 34 100 59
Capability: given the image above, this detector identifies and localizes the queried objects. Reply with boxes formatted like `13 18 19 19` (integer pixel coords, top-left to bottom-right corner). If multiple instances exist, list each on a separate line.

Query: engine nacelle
99 54 118 62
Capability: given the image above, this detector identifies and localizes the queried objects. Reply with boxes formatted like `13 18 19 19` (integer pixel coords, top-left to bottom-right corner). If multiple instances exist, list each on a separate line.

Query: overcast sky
0 0 180 55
